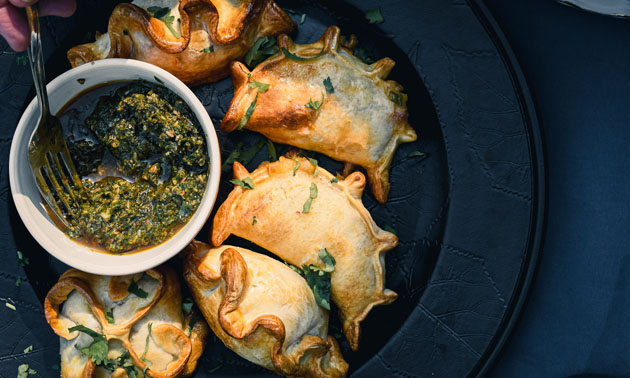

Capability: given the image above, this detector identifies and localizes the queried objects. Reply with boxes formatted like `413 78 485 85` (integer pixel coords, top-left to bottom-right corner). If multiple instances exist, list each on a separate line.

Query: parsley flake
244 36 279 68
24 345 33 354
68 325 109 365
408 151 427 160
305 93 325 110
17 251 29 267
365 8 384 24
15 277 22 287
302 182 318 213
300 13 307 24
105 309 115 324
140 323 152 374
222 142 244 172
249 80 270 93
200 45 214 53
330 177 339 183
307 157 319 176
230 177 255 190
18 364 37 378
292 158 301 176
16 56 28 65
182 298 194 314
389 91 406 107
300 249 337 310
266 139 278 161
147 7 180 38
252 216 257 225
323 77 334 94
317 248 336 272
238 93 259 130
354 47 374 64
282 47 325 62
188 314 199 337
128 278 148 299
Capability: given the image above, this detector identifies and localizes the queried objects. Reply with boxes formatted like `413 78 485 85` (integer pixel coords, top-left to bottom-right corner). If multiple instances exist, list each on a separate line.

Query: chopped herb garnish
16 56 28 65
182 298 194 314
330 177 339 183
300 13 307 24
287 262 305 277
317 248 336 272
307 157 318 176
77 78 86 85
283 8 298 14
244 36 279 68
238 93 259 130
23 345 33 354
140 323 152 374
200 45 214 53
383 224 397 235
238 138 266 166
249 80 270 93
354 47 374 64
252 216 257 225
292 158 300 176
128 278 148 299
266 139 277 161
5 302 16 310
302 182 318 213
230 177 255 190
305 93 325 110
408 151 427 160
51 365 60 371
147 7 180 38
17 251 29 267
282 47 325 62
300 249 337 309
188 314 199 337
389 91 406 106
323 77 334 94
15 277 22 287
18 364 37 378
105 309 115 324
365 8 384 24
68 325 109 364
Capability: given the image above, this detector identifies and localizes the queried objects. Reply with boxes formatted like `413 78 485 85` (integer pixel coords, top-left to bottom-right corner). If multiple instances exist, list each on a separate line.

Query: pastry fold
221 25 417 202
183 241 348 377
67 0 295 85
212 157 398 350
44 266 209 378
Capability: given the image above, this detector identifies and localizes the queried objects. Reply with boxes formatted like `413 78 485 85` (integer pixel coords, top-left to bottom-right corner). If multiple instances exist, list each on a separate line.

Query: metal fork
26 5 82 229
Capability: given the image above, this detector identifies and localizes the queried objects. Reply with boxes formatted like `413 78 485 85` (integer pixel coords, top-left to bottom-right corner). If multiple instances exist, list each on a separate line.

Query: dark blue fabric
484 0 630 376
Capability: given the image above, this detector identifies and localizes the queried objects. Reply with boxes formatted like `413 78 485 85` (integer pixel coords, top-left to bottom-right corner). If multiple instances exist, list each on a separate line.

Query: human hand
0 0 76 51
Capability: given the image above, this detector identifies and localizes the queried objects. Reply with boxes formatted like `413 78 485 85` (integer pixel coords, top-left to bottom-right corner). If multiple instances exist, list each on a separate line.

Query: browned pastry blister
212 157 398 350
221 25 417 203
44 266 209 378
183 241 348 377
67 0 295 85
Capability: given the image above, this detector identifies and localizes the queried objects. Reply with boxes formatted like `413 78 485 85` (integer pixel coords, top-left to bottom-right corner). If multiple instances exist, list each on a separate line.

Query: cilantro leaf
302 265 331 310
17 251 29 267
300 13 307 24
238 93 259 130
252 216 257 225
244 36 279 68
69 325 109 365
282 47 325 62
317 248 336 272
146 7 180 38
200 45 214 53
128 278 148 299
105 309 115 324
146 6 169 18
266 139 277 161
188 314 199 337
249 80 270 93
292 158 301 176
305 93 325 110
365 8 384 24
408 151 427 160
302 182 318 213
238 138 266 166
23 345 33 353
307 157 318 176
323 77 334 94
354 47 374 64
15 277 21 287
140 323 153 374
330 177 339 183
221 142 244 172
182 298 194 314
16 56 28 66
389 91 406 107
383 224 397 235
18 364 37 378
230 177 255 190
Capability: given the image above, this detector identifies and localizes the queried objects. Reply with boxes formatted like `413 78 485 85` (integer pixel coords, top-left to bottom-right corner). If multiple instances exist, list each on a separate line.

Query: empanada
183 241 348 377
44 266 209 378
212 157 398 350
67 0 295 85
220 26 417 203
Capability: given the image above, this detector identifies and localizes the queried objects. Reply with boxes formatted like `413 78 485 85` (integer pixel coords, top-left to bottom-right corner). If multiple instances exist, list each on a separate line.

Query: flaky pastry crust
221 25 417 202
44 266 209 378
183 241 348 377
211 157 398 350
67 0 295 85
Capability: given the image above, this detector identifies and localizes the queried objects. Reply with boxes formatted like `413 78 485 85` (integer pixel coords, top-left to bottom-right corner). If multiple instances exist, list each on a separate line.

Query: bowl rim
8 58 221 275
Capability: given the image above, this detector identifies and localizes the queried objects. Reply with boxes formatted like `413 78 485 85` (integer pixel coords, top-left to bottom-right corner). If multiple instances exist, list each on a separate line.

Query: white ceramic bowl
9 59 221 275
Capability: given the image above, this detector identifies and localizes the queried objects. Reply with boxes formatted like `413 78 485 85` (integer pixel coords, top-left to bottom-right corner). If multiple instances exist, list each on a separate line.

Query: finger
39 0 75 17
0 3 29 51
8 0 37 7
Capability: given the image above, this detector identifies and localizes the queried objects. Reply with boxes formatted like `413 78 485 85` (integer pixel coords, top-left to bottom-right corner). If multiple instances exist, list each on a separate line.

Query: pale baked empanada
212 157 398 350
44 266 209 378
220 25 417 203
183 241 348 377
67 0 295 85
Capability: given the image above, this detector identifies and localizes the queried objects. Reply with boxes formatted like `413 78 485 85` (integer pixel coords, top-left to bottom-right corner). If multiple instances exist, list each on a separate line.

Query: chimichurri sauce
59 81 208 253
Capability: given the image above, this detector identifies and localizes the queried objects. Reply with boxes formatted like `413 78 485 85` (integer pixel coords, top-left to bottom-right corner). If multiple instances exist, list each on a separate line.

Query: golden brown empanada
67 0 295 85
183 241 348 377
220 25 417 203
212 157 398 350
44 266 209 378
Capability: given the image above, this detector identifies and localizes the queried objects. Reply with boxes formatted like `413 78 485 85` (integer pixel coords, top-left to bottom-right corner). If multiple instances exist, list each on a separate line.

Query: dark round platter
0 0 545 376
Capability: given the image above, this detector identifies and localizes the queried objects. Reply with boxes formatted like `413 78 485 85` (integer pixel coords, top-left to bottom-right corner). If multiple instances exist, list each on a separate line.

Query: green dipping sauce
60 82 209 253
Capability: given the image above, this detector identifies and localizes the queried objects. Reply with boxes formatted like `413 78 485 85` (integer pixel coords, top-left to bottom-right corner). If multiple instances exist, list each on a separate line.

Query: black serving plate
0 0 545 376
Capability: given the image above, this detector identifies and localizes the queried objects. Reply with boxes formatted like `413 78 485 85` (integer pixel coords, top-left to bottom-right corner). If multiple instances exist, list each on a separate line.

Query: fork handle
26 5 51 118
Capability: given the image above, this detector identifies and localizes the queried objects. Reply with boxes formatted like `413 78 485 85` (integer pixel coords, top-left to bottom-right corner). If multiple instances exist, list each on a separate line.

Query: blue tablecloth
485 0 630 376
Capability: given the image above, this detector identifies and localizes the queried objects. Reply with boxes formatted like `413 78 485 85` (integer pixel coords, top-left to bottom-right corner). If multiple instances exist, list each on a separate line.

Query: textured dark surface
0 0 543 377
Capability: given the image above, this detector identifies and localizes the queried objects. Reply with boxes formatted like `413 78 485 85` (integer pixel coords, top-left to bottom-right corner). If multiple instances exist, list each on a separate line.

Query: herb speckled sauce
63 82 208 253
